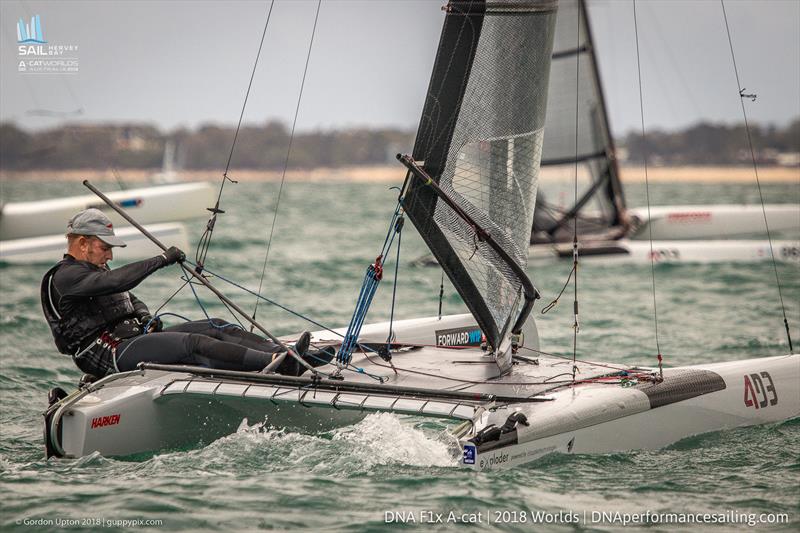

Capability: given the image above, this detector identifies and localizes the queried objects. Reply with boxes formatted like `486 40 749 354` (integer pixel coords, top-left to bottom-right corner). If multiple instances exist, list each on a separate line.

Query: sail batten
403 0 557 355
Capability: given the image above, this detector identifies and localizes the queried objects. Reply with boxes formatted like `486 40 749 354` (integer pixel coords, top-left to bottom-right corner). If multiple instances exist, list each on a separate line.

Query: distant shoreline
1 165 798 184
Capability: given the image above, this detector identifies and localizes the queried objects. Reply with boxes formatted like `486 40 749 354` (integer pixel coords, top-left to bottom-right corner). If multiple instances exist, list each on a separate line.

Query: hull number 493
743 372 777 409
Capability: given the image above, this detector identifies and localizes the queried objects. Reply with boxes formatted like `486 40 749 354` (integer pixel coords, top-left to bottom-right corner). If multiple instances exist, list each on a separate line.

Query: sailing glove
161 246 185 266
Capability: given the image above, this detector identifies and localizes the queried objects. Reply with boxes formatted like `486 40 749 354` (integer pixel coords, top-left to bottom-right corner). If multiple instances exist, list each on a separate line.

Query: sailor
41 208 331 379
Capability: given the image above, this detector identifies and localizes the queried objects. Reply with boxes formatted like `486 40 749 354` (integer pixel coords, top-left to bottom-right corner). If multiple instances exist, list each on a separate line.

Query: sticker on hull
744 371 778 409
90 414 121 429
435 326 483 347
463 444 476 465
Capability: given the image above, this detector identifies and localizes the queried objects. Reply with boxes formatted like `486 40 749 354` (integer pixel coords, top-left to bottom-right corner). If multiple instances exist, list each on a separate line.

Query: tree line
0 121 414 171
1 118 797 171
621 118 799 166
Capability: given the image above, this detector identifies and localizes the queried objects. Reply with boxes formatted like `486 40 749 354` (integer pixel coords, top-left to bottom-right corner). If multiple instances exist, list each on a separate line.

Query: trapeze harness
41 255 164 377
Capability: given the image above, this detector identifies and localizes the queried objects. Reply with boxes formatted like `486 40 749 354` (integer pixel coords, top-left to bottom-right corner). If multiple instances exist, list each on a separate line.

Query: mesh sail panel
403 0 557 350
534 0 626 243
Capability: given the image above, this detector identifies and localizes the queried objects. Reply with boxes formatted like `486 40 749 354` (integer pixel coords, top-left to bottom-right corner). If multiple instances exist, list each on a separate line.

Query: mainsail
533 0 627 244
401 0 557 354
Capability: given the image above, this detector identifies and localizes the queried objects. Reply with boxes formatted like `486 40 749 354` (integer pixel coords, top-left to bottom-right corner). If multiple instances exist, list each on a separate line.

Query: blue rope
337 263 382 365
336 201 404 366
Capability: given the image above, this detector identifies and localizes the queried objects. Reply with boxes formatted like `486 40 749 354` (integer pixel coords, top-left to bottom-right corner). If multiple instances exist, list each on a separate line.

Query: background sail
403 0 557 351
533 0 627 244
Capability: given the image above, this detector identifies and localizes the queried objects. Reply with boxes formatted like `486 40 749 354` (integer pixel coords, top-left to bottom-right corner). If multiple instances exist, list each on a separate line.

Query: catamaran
43 0 798 469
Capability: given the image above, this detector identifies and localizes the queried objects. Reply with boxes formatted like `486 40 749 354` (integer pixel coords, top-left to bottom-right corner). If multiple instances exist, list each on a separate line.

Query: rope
186 260 340 337
720 0 793 353
337 202 404 367
437 271 446 320
150 278 190 318
252 0 323 326
358 346 654 389
338 261 384 366
159 265 246 332
194 1 276 270
541 263 575 315
633 0 664 379
384 214 405 364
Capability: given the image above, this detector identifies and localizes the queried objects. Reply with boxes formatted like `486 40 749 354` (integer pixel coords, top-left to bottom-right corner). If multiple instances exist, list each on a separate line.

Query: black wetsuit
41 254 284 377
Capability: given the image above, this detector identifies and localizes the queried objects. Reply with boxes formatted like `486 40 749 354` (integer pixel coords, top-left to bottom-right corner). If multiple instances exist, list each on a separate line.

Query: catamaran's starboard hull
462 354 799 470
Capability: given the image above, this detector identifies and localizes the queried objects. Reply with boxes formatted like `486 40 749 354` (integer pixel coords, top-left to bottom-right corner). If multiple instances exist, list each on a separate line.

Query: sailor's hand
138 314 163 333
161 246 185 266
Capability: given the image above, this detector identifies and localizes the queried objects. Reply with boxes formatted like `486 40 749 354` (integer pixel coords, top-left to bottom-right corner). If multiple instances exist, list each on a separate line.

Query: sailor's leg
115 332 275 372
162 319 281 352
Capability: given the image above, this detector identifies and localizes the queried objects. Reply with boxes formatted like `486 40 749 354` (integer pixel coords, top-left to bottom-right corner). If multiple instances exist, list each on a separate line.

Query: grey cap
67 208 127 247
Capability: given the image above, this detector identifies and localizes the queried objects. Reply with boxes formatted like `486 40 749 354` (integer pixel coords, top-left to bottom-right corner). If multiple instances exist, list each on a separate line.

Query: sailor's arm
55 255 169 298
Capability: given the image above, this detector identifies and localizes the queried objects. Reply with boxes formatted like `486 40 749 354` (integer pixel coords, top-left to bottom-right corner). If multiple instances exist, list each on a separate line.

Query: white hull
0 223 189 264
628 204 800 241
0 182 214 241
532 238 800 264
44 315 799 470
463 354 799 470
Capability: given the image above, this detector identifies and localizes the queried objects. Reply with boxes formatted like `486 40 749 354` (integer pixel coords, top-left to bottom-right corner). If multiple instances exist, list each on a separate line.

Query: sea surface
1 178 798 532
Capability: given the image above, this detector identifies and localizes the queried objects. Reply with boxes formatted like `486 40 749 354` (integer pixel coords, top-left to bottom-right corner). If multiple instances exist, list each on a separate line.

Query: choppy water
1 178 798 531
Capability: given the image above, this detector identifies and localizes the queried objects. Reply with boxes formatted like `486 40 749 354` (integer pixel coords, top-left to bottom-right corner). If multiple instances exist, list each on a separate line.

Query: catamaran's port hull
462 354 799 470
47 372 482 459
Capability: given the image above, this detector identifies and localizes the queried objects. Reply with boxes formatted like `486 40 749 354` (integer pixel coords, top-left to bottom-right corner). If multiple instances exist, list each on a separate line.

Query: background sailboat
532 0 799 263
0 135 213 264
0 181 212 264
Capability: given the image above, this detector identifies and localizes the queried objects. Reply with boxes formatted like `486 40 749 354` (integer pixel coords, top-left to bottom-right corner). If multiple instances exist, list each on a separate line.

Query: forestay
402 0 557 352
533 0 627 244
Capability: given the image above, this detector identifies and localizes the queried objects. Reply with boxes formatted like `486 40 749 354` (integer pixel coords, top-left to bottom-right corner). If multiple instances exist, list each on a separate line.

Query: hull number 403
743 372 777 409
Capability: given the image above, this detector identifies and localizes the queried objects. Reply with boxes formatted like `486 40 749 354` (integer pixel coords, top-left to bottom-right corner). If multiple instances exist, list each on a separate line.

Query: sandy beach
0 165 798 184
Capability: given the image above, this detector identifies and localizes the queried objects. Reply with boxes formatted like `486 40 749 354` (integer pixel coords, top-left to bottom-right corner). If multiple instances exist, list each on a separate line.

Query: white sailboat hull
0 223 189 264
532 238 800 264
44 315 799 470
463 354 799 470
628 204 800 241
0 182 214 241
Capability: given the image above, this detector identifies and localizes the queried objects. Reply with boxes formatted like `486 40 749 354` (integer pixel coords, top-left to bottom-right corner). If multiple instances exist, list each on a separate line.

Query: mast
400 0 558 365
581 0 625 221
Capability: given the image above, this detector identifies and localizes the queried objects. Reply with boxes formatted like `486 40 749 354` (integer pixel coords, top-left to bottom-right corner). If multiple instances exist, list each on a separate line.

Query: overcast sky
1 0 798 137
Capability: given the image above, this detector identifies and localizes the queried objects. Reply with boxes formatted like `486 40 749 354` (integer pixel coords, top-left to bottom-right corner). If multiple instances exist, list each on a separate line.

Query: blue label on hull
463 444 476 465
